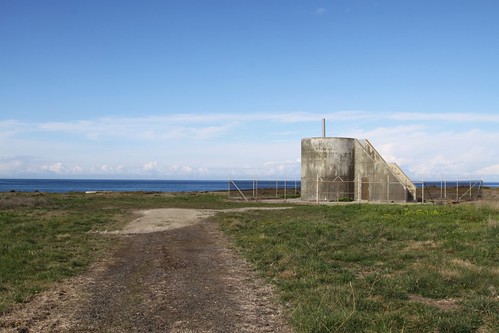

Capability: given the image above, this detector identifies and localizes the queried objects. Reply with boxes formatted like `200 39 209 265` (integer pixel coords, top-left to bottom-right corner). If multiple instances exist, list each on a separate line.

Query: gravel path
1 208 292 333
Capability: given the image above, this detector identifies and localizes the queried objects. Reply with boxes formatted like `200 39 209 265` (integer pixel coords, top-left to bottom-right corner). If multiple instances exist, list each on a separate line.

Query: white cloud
260 159 301 178
36 117 237 141
356 127 499 180
99 164 113 172
39 162 85 175
476 164 499 176
143 161 159 171
388 112 499 122
4 111 499 143
47 162 64 173
0 156 24 173
0 120 28 139
1 111 499 180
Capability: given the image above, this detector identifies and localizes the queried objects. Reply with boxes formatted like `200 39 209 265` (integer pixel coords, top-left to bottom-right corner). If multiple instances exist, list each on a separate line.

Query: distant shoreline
0 179 301 194
1 178 498 194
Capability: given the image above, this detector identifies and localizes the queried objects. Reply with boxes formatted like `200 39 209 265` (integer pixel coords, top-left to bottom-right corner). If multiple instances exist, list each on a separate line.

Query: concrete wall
354 140 408 202
301 137 355 201
301 137 413 202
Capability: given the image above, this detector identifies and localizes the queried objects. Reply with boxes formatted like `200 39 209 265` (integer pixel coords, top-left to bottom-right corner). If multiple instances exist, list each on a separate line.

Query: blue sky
1 0 498 180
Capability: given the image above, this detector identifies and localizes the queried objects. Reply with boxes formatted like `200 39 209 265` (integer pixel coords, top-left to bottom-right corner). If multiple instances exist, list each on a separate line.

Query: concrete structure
301 137 416 202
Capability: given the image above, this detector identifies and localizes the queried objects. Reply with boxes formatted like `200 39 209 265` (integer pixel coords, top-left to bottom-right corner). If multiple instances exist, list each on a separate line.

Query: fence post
357 174 361 202
387 175 390 201
333 178 343 202
444 178 447 200
422 175 425 203
316 174 319 204
230 180 248 201
276 177 278 198
256 177 258 201
284 178 287 200
440 176 443 200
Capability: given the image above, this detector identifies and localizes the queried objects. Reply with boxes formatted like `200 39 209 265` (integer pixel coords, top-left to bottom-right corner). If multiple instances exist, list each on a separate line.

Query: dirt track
1 208 292 333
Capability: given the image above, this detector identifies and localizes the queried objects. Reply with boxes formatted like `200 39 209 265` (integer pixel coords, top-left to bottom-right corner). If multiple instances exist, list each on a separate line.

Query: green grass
0 191 255 314
218 203 499 333
2 192 498 332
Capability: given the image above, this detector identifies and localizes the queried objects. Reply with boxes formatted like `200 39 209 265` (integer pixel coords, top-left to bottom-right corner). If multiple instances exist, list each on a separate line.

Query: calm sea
414 181 499 188
0 179 301 193
0 179 496 194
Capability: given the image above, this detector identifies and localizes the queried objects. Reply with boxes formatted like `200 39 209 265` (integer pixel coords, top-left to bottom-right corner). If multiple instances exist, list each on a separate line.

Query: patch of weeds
0 193 47 209
338 196 353 202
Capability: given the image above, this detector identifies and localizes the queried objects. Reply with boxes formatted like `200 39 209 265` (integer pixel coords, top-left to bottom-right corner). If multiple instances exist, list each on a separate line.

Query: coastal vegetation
219 202 499 332
0 191 247 314
1 191 498 332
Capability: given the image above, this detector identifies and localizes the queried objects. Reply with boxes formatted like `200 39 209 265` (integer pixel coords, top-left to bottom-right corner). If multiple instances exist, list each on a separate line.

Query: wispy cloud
388 112 499 122
32 117 239 141
477 164 499 175
1 111 499 180
358 127 499 179
4 110 499 142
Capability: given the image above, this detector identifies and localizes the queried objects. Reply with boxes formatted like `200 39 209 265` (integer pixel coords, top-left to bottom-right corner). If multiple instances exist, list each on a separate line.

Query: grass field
219 203 499 332
1 192 498 332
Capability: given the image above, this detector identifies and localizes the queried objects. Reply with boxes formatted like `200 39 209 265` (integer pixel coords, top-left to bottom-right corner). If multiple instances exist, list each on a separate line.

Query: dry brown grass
402 240 440 252
475 200 499 210
408 294 459 311
449 258 480 271
488 214 499 228
0 195 47 209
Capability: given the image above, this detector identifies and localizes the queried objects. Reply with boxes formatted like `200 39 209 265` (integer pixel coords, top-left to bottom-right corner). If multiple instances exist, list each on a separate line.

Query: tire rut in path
1 210 292 333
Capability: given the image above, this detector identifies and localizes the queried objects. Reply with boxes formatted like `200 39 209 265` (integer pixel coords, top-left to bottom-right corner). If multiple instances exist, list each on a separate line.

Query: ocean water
414 180 499 188
0 179 496 194
0 179 301 193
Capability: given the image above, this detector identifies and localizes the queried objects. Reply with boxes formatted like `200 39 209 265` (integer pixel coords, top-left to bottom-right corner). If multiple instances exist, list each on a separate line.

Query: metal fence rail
301 177 412 203
301 177 483 203
228 177 484 203
414 179 483 203
228 179 300 200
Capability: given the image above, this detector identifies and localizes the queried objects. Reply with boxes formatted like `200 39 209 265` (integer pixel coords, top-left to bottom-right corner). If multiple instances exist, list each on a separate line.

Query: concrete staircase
357 139 381 162
358 139 417 199
388 163 417 199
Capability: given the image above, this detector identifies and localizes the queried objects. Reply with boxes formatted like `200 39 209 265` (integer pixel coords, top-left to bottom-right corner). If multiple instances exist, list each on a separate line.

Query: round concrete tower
301 137 356 201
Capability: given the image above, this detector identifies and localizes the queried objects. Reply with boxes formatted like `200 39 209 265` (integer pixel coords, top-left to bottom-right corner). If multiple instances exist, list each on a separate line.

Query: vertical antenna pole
322 118 326 138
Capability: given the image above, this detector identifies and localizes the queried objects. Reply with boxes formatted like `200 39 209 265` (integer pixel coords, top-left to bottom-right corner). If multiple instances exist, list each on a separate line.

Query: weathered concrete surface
301 137 414 202
354 139 408 202
301 137 355 201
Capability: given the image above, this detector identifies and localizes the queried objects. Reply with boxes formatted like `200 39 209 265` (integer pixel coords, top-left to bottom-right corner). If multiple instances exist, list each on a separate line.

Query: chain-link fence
414 180 483 203
301 177 483 203
229 178 484 203
227 179 300 201
301 176 414 203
